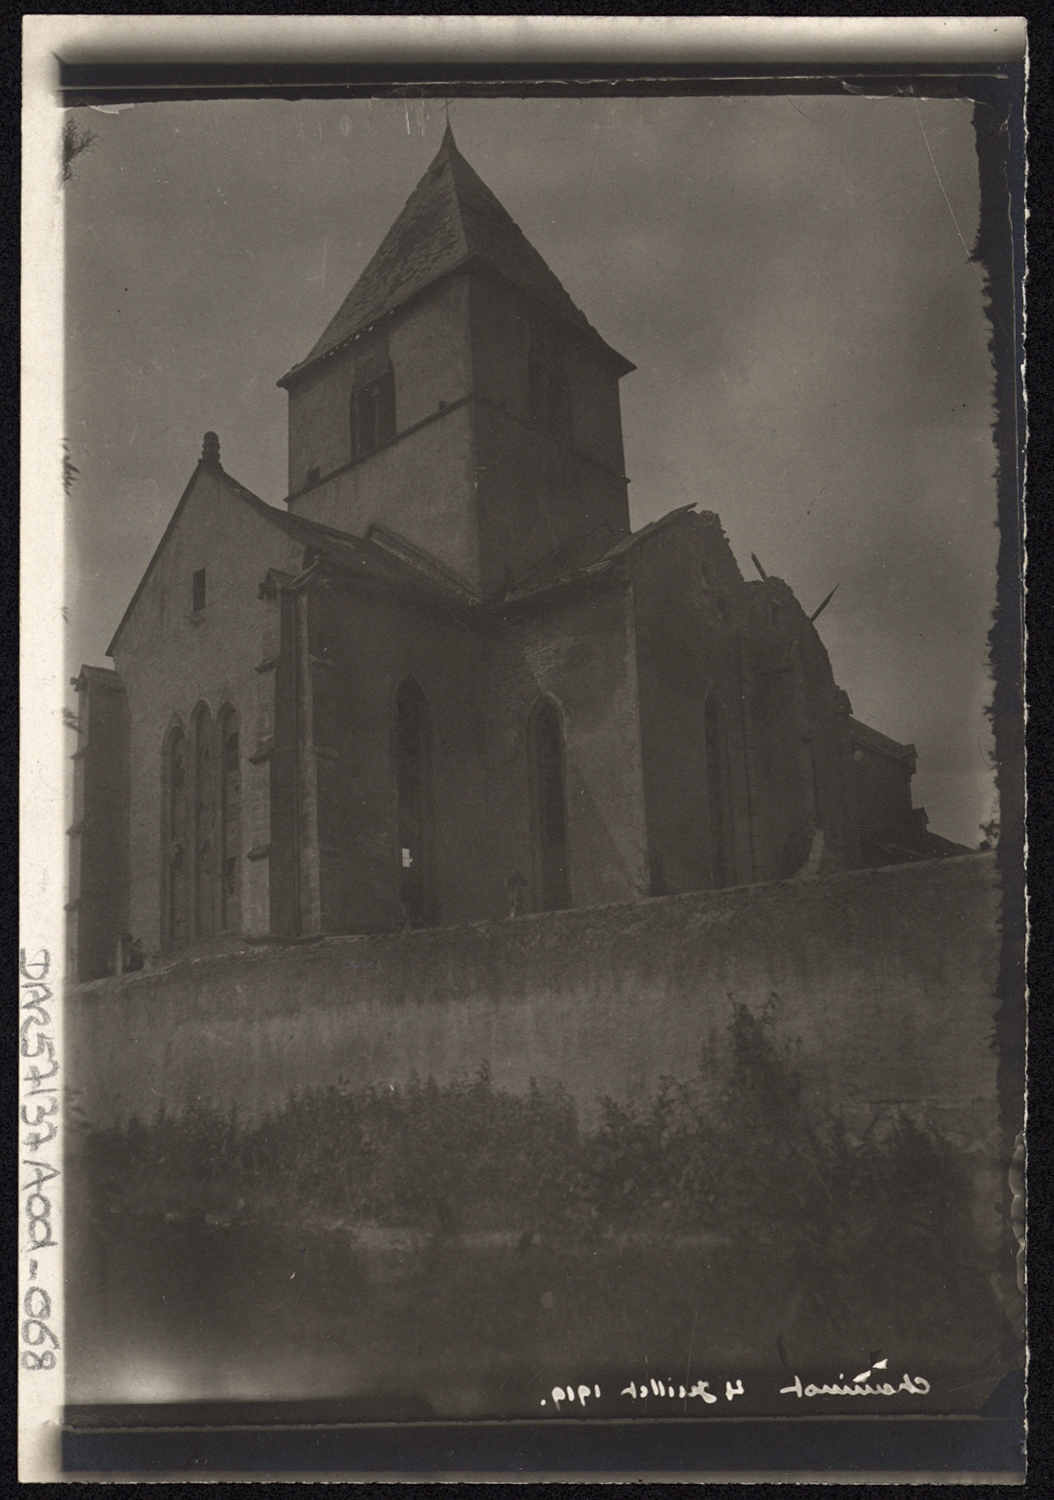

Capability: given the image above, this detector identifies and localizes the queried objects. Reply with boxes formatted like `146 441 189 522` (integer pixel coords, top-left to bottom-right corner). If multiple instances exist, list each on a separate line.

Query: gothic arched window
162 724 189 948
395 677 436 927
217 703 241 933
192 703 215 940
704 695 735 889
528 697 570 912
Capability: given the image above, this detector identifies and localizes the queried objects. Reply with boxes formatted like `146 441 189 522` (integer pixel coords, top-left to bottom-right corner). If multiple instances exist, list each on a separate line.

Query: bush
82 998 982 1306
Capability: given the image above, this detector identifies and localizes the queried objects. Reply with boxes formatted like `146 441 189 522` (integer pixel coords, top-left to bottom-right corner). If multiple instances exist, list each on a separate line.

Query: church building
67 126 965 982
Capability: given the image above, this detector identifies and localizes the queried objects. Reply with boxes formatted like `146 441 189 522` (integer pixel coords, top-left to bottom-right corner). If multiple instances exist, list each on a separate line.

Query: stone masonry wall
111 467 306 952
67 854 1005 1247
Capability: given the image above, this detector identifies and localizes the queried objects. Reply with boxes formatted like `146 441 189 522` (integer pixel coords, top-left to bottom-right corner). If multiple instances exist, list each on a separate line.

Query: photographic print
23 19 1027 1481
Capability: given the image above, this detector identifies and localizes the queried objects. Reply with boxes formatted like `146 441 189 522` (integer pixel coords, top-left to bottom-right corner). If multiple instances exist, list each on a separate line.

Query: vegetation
85 1001 979 1275
74 999 1010 1383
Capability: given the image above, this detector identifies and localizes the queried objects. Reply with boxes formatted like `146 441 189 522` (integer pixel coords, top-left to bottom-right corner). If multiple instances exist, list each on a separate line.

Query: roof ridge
599 503 698 558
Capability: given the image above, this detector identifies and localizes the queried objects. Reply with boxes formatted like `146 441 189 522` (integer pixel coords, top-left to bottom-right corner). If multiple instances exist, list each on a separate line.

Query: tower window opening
351 365 396 461
192 568 206 613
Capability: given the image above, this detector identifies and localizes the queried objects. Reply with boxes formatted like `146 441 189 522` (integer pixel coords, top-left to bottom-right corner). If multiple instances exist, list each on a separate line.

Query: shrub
81 999 984 1310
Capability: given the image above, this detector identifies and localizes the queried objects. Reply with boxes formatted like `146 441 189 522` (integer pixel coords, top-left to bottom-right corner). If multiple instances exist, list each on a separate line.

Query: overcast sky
63 94 1000 847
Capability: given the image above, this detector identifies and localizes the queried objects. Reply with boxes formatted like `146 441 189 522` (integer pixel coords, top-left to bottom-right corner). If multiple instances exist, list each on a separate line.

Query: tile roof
209 467 472 601
262 504 472 603
278 124 631 387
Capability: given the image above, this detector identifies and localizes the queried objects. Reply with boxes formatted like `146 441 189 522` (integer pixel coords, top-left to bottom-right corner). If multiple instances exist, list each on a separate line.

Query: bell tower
278 126 635 597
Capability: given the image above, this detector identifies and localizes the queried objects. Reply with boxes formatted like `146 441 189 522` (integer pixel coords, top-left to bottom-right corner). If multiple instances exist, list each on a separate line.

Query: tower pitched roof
278 126 632 386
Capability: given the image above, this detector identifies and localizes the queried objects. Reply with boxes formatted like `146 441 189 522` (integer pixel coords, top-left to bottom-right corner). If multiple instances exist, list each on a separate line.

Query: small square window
192 569 206 613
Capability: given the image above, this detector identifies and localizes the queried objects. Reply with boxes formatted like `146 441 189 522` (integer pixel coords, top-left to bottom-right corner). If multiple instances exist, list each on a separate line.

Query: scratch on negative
912 98 986 294
683 1308 698 1415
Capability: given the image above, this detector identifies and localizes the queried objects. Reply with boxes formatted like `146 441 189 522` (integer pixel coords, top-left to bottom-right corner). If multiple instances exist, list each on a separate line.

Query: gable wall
111 469 305 950
743 581 858 879
630 519 865 891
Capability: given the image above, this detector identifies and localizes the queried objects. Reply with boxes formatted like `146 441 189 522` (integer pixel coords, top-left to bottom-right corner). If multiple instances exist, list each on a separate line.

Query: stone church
67 126 966 982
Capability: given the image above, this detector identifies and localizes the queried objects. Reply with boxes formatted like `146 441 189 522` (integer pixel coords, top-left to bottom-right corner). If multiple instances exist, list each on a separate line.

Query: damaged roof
497 504 705 604
270 508 477 603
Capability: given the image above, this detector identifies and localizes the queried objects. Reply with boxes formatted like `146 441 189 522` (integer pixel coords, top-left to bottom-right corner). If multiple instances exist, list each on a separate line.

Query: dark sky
64 94 999 847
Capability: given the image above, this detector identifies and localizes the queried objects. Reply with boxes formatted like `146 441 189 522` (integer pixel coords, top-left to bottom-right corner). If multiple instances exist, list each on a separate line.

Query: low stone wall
67 854 1004 1226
